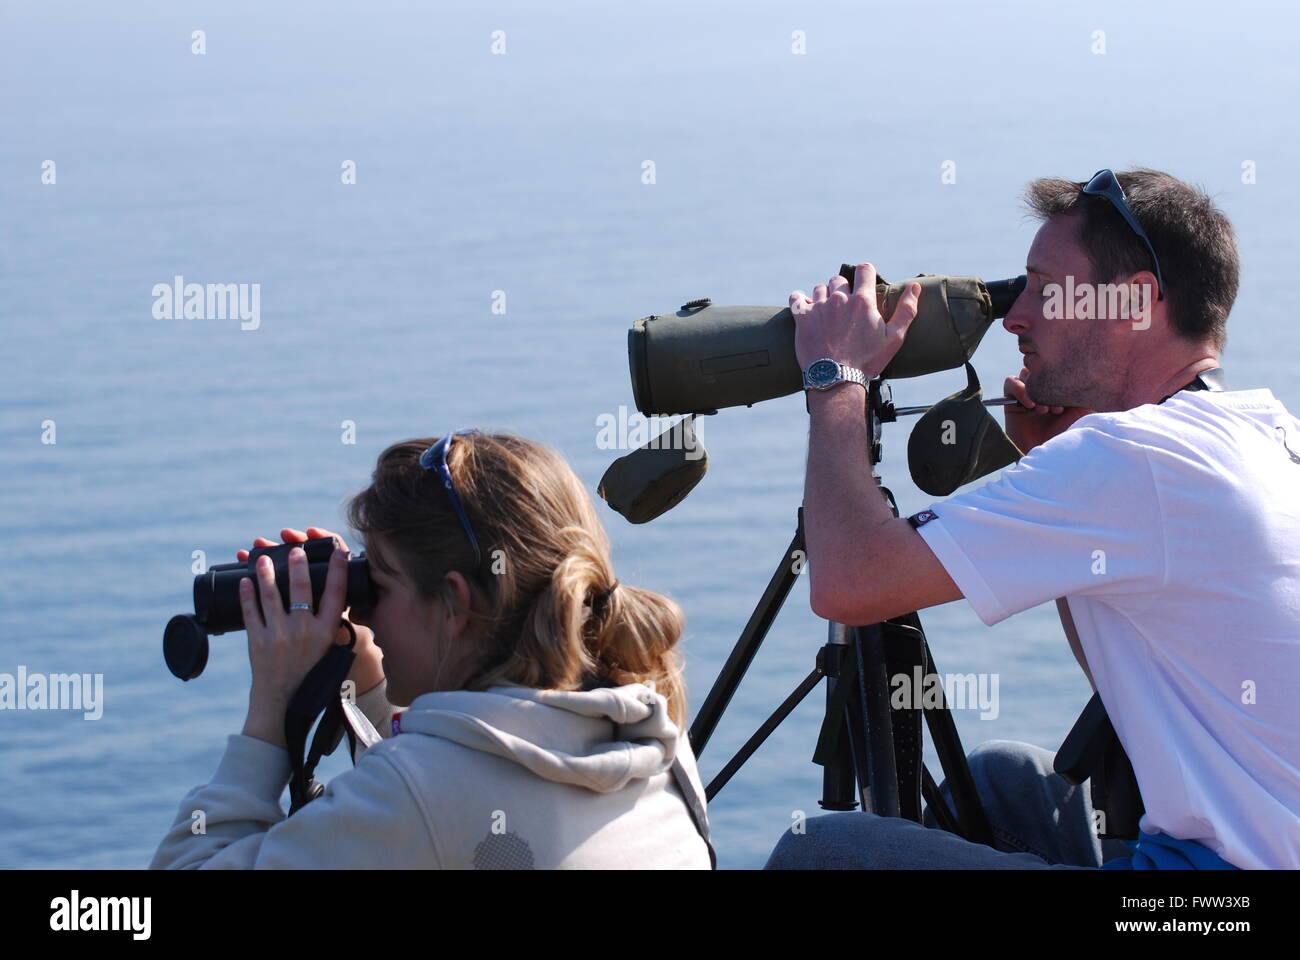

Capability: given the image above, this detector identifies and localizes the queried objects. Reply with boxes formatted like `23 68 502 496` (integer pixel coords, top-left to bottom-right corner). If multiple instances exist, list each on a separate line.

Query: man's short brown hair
1024 169 1238 352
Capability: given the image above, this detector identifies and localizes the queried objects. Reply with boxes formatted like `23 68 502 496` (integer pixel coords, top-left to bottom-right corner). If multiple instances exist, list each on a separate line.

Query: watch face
808 359 838 386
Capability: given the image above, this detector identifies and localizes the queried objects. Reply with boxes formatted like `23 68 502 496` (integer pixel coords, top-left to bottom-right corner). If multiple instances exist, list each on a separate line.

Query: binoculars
164 536 376 681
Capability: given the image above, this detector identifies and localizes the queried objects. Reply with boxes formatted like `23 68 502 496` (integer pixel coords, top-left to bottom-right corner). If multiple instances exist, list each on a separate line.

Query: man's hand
1003 367 1093 454
790 262 921 379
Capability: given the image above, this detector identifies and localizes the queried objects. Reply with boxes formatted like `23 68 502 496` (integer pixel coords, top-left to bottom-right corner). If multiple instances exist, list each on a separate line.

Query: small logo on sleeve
907 510 939 529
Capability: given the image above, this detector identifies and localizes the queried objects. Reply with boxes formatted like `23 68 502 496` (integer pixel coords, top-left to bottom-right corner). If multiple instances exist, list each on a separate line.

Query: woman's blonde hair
346 432 688 728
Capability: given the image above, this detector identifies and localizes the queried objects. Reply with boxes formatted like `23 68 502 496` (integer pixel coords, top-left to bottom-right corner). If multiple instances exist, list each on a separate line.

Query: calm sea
2 0 1296 868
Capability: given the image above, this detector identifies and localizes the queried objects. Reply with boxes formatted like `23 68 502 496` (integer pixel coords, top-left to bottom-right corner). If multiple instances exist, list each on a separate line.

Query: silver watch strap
836 363 868 388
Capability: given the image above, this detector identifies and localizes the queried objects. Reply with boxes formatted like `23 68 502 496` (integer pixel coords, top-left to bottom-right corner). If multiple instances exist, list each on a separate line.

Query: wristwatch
802 358 869 393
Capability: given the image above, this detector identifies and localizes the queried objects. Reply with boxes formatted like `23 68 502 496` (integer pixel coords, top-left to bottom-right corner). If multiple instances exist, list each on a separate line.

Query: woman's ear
441 571 476 639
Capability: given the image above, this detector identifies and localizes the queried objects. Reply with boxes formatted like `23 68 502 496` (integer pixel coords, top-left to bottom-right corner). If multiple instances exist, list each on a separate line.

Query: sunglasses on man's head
418 429 482 568
1081 168 1165 301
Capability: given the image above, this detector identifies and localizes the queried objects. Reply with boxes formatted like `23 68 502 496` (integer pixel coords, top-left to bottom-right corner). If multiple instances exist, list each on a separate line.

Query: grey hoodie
150 681 712 869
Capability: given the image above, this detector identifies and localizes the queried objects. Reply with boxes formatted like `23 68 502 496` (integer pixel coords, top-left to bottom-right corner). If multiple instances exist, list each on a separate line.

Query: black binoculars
163 536 376 681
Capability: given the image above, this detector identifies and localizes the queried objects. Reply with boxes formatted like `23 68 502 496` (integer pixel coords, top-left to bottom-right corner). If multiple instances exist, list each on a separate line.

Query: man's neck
1119 354 1220 409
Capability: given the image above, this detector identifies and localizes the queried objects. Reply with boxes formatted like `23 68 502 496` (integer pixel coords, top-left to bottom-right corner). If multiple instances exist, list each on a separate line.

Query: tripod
688 379 995 844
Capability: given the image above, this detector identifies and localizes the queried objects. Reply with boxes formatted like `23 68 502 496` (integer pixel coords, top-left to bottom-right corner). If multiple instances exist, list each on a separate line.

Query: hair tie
591 580 620 618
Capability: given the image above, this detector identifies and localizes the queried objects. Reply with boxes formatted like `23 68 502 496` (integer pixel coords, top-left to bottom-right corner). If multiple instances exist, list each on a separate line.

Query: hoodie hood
393 683 681 794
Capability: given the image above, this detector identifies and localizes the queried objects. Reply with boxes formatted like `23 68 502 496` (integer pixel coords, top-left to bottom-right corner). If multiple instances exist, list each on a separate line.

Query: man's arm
805 385 963 625
808 384 1097 690
790 263 962 626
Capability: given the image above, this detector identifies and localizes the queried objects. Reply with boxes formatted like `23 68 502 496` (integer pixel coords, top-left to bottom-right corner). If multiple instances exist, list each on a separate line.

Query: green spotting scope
628 268 1026 416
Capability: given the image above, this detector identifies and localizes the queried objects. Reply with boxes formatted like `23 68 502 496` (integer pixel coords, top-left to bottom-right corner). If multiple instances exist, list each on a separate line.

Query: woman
151 430 712 869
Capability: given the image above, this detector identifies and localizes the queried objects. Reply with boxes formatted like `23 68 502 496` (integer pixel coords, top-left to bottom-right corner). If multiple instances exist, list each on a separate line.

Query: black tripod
689 379 995 844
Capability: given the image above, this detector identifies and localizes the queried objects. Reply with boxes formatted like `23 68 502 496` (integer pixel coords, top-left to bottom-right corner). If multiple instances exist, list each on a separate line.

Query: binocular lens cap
164 614 210 681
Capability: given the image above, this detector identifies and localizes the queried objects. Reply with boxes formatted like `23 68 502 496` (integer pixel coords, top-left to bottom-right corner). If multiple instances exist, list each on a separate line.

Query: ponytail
590 582 687 730
471 523 688 731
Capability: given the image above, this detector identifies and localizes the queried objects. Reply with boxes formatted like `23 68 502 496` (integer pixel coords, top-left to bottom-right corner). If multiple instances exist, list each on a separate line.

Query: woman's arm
149 734 440 869
155 529 434 867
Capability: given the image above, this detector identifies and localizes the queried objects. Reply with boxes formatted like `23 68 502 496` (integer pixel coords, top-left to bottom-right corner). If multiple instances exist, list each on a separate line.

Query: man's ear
1117 273 1161 334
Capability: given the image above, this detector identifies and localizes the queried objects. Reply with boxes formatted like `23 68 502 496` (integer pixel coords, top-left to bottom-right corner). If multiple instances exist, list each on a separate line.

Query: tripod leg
703 666 823 801
854 623 902 819
922 765 962 835
872 614 995 845
815 628 860 811
690 512 806 757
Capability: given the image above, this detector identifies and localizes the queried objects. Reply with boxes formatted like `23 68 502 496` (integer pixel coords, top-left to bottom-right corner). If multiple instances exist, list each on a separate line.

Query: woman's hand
239 541 349 748
237 527 385 702
1002 367 1093 455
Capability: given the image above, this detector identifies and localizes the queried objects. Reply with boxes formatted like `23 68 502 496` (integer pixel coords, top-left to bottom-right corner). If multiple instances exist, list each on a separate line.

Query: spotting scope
628 268 1025 416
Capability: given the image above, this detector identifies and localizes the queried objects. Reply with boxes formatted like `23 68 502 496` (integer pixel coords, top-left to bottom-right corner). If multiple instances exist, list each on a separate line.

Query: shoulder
1005 416 1154 483
1012 391 1290 496
1073 390 1283 464
1058 401 1174 448
1027 396 1225 467
361 726 493 779
360 714 541 801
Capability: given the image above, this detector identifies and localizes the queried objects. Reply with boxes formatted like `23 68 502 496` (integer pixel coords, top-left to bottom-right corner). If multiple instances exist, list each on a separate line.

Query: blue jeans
764 739 1130 869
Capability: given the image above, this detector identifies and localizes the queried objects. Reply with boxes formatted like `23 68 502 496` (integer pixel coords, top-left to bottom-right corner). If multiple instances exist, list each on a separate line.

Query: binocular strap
667 757 717 869
285 622 358 815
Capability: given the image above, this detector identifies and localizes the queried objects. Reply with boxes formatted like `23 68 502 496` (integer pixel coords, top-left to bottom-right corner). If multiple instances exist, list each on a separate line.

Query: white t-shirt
913 388 1300 869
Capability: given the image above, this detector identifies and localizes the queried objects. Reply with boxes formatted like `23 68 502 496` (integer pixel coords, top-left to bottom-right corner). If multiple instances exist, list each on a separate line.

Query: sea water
2 0 1296 868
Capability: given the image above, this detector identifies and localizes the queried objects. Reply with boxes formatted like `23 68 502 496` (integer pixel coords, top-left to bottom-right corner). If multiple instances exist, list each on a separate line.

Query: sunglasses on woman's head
419 429 482 568
1081 168 1165 301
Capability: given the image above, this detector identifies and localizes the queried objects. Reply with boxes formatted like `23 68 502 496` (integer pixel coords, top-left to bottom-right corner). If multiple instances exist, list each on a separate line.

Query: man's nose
1002 295 1031 336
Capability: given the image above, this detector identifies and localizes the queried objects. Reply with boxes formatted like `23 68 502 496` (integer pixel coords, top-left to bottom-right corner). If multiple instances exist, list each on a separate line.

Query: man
767 169 1300 870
